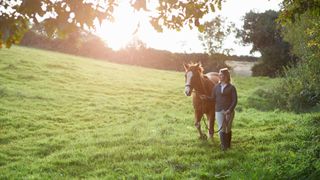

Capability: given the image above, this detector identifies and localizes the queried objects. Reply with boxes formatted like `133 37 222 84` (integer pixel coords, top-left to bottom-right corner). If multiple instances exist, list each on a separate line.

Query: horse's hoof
208 135 214 141
199 134 207 140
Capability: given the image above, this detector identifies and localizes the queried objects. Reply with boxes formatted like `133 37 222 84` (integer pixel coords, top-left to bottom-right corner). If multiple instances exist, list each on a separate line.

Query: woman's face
219 72 226 82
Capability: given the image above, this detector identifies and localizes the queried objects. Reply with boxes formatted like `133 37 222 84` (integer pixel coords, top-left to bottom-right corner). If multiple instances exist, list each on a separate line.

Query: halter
191 73 209 96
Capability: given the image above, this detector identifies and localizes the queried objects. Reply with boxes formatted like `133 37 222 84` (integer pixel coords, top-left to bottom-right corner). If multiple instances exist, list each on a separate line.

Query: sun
96 2 145 50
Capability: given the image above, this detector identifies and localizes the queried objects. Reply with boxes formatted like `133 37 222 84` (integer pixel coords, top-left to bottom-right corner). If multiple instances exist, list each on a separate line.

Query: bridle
184 70 193 90
185 70 205 95
185 70 207 96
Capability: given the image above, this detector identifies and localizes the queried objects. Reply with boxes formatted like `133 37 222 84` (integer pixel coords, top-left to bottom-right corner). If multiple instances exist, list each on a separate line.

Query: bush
251 62 274 77
279 57 320 111
250 57 320 112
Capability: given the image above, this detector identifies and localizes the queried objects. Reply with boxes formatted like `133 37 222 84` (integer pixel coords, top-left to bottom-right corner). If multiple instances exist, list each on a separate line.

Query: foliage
146 0 222 32
280 57 320 111
281 11 320 60
198 16 235 55
0 46 319 179
279 0 320 53
249 57 320 112
262 9 320 112
248 60 320 112
237 10 297 77
20 28 112 59
0 0 222 48
0 0 113 48
125 37 147 50
278 0 320 25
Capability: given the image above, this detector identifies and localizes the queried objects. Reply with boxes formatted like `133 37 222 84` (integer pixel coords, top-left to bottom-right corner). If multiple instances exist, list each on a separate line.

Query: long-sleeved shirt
208 82 238 112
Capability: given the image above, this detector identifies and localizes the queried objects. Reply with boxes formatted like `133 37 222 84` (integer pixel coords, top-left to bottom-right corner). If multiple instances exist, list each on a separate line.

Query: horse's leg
206 111 215 139
194 110 206 139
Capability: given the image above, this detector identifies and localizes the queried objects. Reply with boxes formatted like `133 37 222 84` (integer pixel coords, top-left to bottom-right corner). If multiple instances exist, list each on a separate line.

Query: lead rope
201 116 223 133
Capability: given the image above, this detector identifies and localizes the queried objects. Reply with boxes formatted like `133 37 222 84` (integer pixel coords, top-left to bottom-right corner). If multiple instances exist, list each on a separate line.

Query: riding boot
219 132 227 151
226 131 232 149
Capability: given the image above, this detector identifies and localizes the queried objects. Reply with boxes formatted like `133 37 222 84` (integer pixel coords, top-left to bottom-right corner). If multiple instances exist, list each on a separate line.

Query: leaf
131 0 147 11
5 39 12 48
150 18 163 33
210 4 215 12
198 25 205 33
43 19 57 38
217 0 222 10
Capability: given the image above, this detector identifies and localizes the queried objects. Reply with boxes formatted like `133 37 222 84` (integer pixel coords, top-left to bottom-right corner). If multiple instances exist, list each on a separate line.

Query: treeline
20 30 257 73
243 5 320 112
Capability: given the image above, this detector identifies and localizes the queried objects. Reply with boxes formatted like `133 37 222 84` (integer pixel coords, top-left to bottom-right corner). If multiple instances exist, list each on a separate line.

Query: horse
184 63 220 139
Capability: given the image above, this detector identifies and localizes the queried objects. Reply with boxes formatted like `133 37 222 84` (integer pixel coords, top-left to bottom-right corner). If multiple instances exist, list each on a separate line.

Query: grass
0 46 319 179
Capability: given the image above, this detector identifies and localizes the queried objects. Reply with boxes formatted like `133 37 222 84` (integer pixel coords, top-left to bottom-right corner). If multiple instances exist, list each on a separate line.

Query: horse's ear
196 62 204 73
183 63 189 71
195 62 201 67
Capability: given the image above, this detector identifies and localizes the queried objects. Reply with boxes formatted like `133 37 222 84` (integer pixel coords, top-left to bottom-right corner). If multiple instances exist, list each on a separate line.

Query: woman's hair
219 68 231 83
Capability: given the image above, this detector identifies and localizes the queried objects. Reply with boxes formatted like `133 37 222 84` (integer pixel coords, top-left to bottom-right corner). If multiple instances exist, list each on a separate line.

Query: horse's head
183 63 203 96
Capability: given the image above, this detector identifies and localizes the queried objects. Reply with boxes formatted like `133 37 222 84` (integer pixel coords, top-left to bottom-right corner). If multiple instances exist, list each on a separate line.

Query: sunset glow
96 3 140 50
95 0 282 56
95 1 203 53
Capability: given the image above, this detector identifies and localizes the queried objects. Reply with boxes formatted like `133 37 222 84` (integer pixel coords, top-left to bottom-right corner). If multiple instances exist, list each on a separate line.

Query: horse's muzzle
185 86 192 96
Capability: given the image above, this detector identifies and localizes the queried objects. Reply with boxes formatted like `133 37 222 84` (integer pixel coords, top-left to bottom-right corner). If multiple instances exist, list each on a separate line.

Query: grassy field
0 46 319 179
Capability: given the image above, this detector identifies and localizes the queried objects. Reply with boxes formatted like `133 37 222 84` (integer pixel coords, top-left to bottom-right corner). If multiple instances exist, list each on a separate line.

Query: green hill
0 46 318 179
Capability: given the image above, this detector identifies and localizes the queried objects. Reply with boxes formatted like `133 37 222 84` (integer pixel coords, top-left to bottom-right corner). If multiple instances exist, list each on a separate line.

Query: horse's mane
186 63 204 74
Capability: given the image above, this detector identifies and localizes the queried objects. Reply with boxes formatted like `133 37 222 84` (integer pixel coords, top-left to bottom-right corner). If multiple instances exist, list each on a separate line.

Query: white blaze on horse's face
185 71 193 96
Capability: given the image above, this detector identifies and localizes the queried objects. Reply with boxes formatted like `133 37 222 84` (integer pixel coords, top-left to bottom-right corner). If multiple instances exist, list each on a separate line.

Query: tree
279 0 320 53
278 0 320 24
248 1 320 111
126 37 146 51
198 16 235 55
237 10 297 77
273 2 320 111
0 0 223 48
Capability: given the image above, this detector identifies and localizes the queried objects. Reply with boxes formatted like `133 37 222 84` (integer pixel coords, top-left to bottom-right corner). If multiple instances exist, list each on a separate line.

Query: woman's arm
227 86 237 112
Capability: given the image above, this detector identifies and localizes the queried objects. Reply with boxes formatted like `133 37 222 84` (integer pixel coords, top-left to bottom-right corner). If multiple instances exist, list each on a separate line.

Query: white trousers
216 110 234 133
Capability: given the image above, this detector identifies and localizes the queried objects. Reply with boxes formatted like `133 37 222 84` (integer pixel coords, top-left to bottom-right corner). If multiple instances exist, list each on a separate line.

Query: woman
201 68 237 150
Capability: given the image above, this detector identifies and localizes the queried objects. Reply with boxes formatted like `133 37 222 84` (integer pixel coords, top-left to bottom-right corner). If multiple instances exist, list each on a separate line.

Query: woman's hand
200 95 207 100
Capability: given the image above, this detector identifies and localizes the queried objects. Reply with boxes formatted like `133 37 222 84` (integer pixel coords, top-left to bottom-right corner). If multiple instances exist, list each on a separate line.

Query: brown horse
184 63 219 139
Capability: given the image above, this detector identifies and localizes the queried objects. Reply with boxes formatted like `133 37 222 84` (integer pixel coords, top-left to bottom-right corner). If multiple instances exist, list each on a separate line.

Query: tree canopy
198 16 235 55
279 0 320 51
237 10 297 77
0 0 222 48
278 0 320 24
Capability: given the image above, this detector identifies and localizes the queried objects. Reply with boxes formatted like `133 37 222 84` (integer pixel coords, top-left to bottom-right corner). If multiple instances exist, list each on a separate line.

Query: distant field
0 46 319 179
226 60 256 77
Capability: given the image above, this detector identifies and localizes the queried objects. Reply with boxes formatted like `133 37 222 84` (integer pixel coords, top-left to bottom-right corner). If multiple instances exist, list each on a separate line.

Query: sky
95 0 282 56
